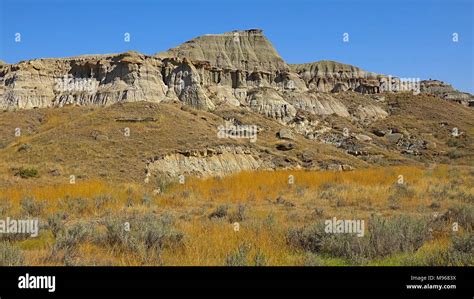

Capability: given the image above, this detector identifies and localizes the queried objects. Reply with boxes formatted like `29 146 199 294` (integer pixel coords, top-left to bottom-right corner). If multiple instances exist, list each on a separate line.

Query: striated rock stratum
1 29 471 113
0 29 472 183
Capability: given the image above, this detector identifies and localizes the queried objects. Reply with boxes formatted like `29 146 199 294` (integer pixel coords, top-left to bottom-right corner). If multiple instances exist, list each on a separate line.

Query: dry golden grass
0 165 472 266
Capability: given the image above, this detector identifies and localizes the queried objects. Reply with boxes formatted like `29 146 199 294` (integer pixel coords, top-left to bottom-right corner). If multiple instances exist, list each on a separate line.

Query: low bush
208 205 229 220
20 197 44 216
140 194 152 207
0 200 12 216
17 143 32 152
228 204 246 223
225 243 267 266
0 242 23 266
100 213 185 257
94 194 114 210
225 243 250 266
407 234 473 266
47 213 66 238
287 223 324 253
287 215 432 264
70 197 90 215
53 222 89 253
445 204 473 231
447 150 464 159
15 167 39 179
388 183 416 209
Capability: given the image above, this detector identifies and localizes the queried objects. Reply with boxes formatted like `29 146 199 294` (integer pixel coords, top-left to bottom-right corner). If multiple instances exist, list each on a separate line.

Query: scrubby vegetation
287 215 432 264
0 242 24 266
0 165 472 265
14 167 39 179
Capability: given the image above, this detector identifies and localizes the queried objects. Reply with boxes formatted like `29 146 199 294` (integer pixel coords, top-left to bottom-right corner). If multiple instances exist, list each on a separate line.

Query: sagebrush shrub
94 194 114 209
287 215 431 264
228 204 246 223
102 213 184 254
225 243 250 266
53 222 89 253
388 183 416 204
0 242 23 266
446 204 473 231
20 197 44 216
15 167 38 179
208 205 229 219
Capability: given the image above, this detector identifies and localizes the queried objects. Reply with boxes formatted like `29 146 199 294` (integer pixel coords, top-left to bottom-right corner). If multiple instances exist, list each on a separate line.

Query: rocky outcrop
420 80 474 107
0 52 169 109
245 88 296 123
290 61 382 93
156 29 289 72
0 30 369 124
1 29 470 122
353 104 389 122
283 91 350 117
146 146 268 178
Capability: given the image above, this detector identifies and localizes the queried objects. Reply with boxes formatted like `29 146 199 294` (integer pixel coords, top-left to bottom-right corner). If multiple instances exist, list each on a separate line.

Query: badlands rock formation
0 30 385 127
156 29 289 72
146 146 267 178
290 61 381 93
1 29 470 118
0 29 472 182
420 80 474 107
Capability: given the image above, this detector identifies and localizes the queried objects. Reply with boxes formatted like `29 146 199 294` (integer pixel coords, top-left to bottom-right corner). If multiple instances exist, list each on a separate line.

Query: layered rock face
420 80 474 107
290 61 382 93
0 52 168 109
0 29 384 125
146 146 268 178
157 29 289 72
0 29 470 119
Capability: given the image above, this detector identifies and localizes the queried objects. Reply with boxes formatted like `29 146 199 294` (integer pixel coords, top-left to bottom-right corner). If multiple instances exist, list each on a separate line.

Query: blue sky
1 0 473 92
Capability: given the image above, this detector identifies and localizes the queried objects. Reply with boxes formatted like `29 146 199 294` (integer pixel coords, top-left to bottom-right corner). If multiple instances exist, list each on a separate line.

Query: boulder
276 142 295 151
91 130 109 141
355 134 372 142
277 128 295 140
385 133 403 144
372 129 386 137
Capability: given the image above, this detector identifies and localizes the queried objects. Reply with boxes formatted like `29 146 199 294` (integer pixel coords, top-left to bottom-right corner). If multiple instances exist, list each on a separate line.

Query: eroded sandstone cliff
0 29 470 122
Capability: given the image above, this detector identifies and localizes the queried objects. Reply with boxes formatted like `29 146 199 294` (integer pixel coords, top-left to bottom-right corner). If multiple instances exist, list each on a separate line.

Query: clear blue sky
1 0 473 93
